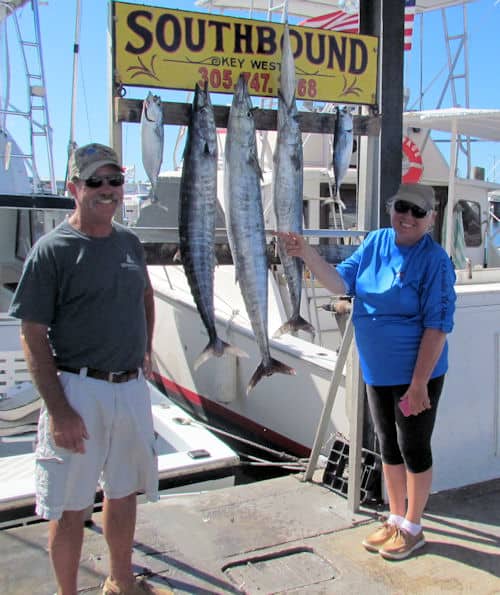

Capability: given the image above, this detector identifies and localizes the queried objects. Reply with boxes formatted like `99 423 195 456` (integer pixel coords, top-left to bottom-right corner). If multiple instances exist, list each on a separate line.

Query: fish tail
273 316 315 339
172 248 182 263
336 188 346 209
246 358 296 395
194 337 248 370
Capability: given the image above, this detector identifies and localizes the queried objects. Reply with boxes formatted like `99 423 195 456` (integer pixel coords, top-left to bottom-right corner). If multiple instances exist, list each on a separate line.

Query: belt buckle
108 371 118 383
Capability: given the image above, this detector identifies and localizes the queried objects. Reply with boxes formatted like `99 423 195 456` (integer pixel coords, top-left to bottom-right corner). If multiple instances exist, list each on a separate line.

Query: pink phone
399 397 411 417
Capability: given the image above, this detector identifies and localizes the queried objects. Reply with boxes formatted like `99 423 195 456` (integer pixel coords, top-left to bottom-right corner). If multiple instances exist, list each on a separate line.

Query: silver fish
179 83 246 369
332 105 354 206
273 25 315 339
141 91 164 201
224 75 295 394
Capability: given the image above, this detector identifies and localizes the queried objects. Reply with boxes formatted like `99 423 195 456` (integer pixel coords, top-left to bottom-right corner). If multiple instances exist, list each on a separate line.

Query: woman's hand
275 231 308 258
402 383 431 416
274 230 348 296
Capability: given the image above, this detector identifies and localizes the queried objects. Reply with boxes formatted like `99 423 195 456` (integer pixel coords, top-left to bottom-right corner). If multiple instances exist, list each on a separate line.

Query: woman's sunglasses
393 199 430 219
83 173 125 189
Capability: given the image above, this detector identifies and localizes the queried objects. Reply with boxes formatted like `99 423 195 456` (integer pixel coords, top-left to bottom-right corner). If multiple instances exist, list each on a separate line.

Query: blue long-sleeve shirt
336 228 456 386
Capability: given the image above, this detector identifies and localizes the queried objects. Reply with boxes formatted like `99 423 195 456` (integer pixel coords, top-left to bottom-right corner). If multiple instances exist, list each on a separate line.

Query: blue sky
5 0 500 184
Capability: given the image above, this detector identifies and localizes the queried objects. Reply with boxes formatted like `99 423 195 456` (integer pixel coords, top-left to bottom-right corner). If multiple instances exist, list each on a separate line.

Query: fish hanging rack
117 96 376 267
115 97 380 136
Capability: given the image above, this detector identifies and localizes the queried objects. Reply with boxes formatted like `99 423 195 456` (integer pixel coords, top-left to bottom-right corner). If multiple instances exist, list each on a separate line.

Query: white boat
0 0 239 529
0 316 239 528
116 0 500 495
0 246 238 531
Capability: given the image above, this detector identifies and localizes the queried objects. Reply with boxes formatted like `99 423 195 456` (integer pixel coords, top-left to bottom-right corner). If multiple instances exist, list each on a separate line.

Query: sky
3 0 500 186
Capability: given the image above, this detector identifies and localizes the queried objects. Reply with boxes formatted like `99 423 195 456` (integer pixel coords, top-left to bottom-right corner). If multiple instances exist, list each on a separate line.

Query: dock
1 473 499 594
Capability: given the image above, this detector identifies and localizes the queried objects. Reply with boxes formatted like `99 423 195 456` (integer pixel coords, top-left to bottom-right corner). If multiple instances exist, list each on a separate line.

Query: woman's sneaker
102 576 173 595
379 528 426 560
362 522 398 552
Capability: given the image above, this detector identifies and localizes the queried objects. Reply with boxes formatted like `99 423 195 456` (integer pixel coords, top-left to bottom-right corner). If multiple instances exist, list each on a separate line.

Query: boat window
15 211 46 260
458 200 481 247
490 200 500 221
15 211 33 260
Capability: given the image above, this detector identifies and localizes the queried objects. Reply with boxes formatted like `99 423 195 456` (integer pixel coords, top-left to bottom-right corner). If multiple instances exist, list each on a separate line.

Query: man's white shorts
35 370 158 520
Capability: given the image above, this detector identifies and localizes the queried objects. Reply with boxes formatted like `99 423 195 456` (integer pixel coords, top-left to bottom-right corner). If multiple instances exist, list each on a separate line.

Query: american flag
298 0 416 52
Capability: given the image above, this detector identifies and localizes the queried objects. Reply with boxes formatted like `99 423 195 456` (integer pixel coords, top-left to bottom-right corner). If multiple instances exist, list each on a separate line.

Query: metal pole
346 342 364 512
64 0 81 191
69 0 81 152
31 0 56 193
445 122 459 257
303 313 353 482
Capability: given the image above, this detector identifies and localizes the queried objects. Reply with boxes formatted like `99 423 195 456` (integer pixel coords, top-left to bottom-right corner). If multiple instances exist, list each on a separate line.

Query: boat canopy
195 0 477 18
0 0 30 24
404 108 500 142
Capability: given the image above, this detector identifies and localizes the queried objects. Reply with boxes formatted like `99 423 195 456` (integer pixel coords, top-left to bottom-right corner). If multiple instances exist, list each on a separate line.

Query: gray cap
69 143 122 180
390 183 436 212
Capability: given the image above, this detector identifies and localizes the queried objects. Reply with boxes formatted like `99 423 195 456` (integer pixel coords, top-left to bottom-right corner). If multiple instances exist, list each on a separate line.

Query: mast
65 0 81 188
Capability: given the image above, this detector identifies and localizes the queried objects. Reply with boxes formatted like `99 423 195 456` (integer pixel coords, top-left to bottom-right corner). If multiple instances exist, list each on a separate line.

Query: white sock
401 519 422 536
388 514 405 527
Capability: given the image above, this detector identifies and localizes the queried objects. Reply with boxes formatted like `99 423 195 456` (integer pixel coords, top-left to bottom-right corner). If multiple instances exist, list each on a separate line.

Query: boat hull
150 263 500 494
150 264 351 460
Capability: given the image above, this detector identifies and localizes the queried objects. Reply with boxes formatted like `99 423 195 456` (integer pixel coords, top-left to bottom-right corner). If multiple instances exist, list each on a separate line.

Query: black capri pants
365 375 445 474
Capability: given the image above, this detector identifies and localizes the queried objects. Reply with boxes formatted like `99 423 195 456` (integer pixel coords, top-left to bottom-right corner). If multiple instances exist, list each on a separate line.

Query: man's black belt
58 365 139 384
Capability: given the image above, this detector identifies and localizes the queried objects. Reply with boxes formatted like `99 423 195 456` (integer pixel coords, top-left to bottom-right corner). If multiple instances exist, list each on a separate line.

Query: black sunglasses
83 173 125 189
393 199 430 219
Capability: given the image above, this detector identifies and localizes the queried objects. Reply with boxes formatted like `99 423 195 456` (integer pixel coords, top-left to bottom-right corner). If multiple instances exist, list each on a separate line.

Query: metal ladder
410 4 472 178
0 0 56 192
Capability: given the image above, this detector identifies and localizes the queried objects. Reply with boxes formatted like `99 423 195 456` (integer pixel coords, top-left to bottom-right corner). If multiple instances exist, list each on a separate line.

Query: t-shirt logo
121 253 140 270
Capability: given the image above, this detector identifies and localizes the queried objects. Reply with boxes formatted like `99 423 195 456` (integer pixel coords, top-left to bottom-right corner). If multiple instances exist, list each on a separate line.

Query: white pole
445 119 458 258
68 0 81 159
303 313 354 482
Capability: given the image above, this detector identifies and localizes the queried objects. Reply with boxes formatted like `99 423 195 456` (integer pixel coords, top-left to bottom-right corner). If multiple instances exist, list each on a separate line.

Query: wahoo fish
273 25 315 339
179 83 246 369
332 105 354 206
224 75 295 394
141 91 164 201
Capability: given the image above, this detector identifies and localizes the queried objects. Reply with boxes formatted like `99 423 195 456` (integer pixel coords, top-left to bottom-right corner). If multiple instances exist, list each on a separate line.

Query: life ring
402 136 423 183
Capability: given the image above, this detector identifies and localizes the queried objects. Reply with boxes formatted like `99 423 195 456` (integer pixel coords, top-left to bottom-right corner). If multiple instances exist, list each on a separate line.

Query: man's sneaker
362 521 399 552
102 576 173 595
379 528 426 560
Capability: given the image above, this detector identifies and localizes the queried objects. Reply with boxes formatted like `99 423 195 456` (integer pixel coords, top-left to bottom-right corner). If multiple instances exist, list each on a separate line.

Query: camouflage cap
390 183 436 212
69 143 122 180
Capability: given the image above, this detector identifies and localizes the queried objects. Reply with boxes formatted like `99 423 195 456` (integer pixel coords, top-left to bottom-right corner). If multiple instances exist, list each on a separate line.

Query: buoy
402 136 423 183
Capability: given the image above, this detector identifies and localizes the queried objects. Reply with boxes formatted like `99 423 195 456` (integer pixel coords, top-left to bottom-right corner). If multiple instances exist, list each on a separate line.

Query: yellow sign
112 2 379 105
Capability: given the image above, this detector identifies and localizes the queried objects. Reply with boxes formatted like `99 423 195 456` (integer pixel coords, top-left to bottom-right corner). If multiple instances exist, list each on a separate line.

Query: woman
279 183 456 561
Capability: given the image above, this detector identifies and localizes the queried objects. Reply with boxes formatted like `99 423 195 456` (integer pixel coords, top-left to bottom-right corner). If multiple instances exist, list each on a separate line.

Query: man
9 144 172 595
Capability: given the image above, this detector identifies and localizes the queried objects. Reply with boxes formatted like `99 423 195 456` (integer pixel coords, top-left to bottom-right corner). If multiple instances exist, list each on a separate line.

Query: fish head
226 75 257 150
335 104 354 134
192 83 217 155
228 75 256 136
232 75 254 116
142 92 163 126
193 81 212 113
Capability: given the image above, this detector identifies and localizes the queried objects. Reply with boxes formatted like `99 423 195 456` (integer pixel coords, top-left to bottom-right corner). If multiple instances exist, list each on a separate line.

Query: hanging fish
332 105 354 208
178 83 246 369
272 25 315 339
141 91 164 201
224 75 295 394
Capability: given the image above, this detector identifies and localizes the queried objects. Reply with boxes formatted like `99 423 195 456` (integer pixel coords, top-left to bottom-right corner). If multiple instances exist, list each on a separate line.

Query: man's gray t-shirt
9 220 149 371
